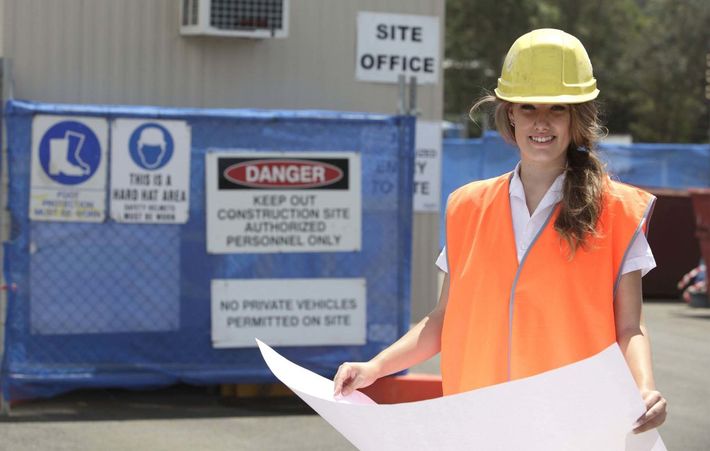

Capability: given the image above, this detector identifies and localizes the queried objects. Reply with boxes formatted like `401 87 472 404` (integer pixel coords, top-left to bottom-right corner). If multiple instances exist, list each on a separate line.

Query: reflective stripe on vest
441 172 655 396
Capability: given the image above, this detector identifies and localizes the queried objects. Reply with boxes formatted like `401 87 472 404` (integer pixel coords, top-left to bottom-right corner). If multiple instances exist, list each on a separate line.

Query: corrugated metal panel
0 0 4 57
3 0 443 116
411 213 441 320
1 0 444 320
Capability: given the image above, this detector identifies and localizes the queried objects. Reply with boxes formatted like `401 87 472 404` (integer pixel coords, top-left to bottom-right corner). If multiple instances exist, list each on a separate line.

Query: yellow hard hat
494 28 599 104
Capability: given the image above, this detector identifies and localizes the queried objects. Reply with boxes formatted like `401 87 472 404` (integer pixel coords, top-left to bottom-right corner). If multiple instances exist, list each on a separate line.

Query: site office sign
205 151 361 254
356 11 440 84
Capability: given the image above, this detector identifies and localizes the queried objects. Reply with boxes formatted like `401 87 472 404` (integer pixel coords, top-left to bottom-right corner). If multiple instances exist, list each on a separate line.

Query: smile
529 136 555 143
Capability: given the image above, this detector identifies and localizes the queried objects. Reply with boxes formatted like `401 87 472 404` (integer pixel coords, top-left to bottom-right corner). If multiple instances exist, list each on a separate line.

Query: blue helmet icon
129 123 174 171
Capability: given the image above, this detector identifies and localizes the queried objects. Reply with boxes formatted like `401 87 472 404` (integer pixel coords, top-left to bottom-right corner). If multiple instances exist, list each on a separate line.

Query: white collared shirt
436 163 656 276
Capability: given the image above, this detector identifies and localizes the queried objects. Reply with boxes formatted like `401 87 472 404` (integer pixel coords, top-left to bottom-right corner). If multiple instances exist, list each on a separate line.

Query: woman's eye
551 105 568 112
520 104 535 111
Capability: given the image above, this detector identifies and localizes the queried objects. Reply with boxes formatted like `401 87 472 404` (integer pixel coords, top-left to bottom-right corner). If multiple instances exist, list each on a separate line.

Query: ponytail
555 101 607 254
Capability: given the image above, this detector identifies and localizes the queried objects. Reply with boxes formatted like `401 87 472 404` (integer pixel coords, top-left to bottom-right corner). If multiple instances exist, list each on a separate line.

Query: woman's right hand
332 275 450 398
333 361 382 397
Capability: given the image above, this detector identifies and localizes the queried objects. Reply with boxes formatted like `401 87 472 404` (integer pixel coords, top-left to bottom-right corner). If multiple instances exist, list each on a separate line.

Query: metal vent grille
210 0 284 31
182 0 199 26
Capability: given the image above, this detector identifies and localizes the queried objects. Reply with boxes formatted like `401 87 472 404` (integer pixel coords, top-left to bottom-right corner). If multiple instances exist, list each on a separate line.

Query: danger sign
205 151 361 254
356 11 440 84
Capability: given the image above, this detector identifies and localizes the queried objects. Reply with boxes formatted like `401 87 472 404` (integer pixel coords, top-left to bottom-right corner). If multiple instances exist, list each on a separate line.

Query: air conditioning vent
182 0 199 26
180 0 289 38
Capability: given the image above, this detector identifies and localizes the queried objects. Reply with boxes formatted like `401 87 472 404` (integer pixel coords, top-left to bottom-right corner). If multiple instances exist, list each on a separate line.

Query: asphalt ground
1 301 708 451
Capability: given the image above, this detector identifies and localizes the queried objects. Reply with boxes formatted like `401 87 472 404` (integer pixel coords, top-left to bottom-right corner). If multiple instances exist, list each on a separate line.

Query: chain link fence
1 100 415 402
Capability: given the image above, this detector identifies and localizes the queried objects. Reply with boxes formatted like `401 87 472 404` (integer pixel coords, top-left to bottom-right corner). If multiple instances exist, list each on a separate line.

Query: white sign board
413 120 442 212
30 115 108 222
356 11 440 84
205 151 361 254
110 119 191 223
212 278 367 348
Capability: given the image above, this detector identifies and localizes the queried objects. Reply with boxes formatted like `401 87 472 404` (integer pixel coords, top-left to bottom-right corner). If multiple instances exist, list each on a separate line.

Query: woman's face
508 103 571 168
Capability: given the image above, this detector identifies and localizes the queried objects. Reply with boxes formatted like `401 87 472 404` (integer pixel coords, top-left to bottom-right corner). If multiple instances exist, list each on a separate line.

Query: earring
509 121 515 127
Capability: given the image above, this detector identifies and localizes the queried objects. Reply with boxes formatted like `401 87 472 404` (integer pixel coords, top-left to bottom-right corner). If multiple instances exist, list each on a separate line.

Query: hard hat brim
494 88 600 104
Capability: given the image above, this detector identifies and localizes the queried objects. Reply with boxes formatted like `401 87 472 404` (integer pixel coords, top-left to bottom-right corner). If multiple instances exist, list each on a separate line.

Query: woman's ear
507 106 515 127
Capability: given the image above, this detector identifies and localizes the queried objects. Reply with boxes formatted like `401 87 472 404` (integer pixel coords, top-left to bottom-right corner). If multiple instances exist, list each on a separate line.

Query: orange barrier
360 374 443 404
220 374 443 404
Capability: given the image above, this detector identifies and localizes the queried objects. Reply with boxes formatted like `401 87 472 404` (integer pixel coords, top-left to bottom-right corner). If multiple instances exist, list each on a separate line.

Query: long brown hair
471 96 607 254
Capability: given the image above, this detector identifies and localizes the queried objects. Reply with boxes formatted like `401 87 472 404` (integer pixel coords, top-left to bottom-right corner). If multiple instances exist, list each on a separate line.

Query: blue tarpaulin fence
440 132 710 247
1 100 415 401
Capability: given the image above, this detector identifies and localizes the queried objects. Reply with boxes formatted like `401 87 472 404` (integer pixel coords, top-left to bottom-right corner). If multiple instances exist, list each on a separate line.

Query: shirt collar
509 162 565 204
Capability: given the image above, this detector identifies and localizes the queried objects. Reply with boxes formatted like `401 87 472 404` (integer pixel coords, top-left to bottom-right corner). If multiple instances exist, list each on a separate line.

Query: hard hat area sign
30 115 108 222
356 11 440 84
110 119 191 224
206 151 361 254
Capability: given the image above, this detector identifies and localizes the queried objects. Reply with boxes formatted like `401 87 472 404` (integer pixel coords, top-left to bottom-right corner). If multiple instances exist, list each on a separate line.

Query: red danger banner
218 157 349 190
206 151 361 254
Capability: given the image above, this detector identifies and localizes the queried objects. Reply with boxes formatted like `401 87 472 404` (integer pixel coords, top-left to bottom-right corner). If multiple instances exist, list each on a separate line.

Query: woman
334 29 667 434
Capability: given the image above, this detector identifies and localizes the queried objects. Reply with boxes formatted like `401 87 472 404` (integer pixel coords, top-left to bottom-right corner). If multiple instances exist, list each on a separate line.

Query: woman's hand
633 389 667 433
331 275 450 398
333 361 382 397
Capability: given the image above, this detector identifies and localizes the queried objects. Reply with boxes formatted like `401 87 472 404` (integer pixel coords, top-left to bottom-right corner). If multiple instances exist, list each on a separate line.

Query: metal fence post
408 76 418 116
397 74 407 115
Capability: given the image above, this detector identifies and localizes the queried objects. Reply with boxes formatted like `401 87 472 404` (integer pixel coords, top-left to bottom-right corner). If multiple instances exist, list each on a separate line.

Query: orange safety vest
441 172 655 396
